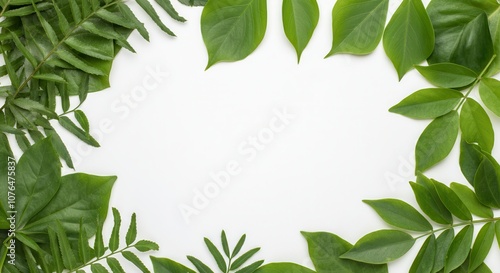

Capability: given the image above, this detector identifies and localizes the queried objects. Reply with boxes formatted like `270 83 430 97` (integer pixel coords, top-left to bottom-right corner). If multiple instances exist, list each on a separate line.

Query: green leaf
444 225 473 273
16 137 61 227
12 98 58 119
450 182 493 218
45 128 74 169
230 248 260 270
123 251 151 273
221 231 230 257
22 174 116 238
151 256 196 273
427 1 495 73
433 180 472 221
496 221 500 248
57 49 106 76
91 263 110 273
116 4 150 41
433 229 454 273
232 234 246 258
78 219 92 264
411 175 452 225
59 116 100 147
479 77 500 117
178 0 207 6
187 256 214 273
253 263 315 273
95 218 105 258
48 227 64 273
55 221 78 270
474 157 500 208
0 124 25 135
126 213 137 246
204 238 227 272
15 233 43 253
235 260 265 273
302 232 388 273
389 88 463 120
459 140 484 185
409 235 435 273
415 63 477 89
363 199 432 231
107 257 126 273
327 0 388 56
460 99 494 153
469 223 495 272
282 0 319 62
415 111 459 172
136 0 175 36
109 208 121 252
201 0 267 69
33 73 67 83
383 0 434 80
340 230 415 264
155 0 187 22
134 240 160 252
65 33 115 61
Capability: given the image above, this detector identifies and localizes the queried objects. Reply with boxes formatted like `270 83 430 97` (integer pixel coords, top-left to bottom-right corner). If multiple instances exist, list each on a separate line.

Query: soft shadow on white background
58 0 500 271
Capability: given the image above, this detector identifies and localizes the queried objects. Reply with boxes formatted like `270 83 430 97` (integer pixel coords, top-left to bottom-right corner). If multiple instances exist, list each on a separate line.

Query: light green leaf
109 208 121 252
282 0 319 62
411 175 452 225
474 157 500 208
389 88 463 120
383 0 434 80
409 235 435 273
201 0 267 69
363 199 432 232
328 0 389 56
22 174 116 238
415 63 477 89
427 0 495 73
16 138 61 228
479 77 500 117
65 32 115 61
230 248 260 270
444 225 473 273
415 111 459 172
450 182 493 218
469 223 495 272
433 180 472 221
340 230 415 264
253 263 315 273
460 98 494 153
204 238 227 272
91 263 110 273
33 73 67 83
134 240 160 252
126 213 137 246
151 257 196 273
155 0 187 22
107 257 126 273
12 98 58 119
178 0 207 6
0 124 25 135
123 251 151 273
302 232 388 273
187 256 214 273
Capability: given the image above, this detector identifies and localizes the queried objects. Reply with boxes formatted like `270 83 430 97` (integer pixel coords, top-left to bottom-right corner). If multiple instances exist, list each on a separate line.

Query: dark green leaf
410 235 435 273
187 256 214 273
136 0 175 36
204 238 227 272
415 111 459 172
232 234 246 258
33 73 66 83
91 263 110 273
460 98 494 153
282 0 319 62
123 251 151 273
253 263 315 273
65 33 115 61
94 218 105 257
411 175 452 225
0 124 25 135
126 213 137 246
415 63 477 89
48 227 64 273
340 230 415 264
363 199 432 231
109 208 121 252
221 231 230 257
155 0 186 22
201 0 267 69
150 256 196 273
55 221 78 270
231 248 260 270
57 49 106 76
459 140 484 185
134 240 159 252
389 88 462 120
178 0 207 6
469 223 495 272
327 0 388 56
78 219 92 264
383 0 434 80
474 157 500 208
433 180 472 221
444 225 473 273
59 116 100 147
235 260 265 273
302 232 388 273
107 257 126 273
450 182 493 218
496 221 500 248
479 77 500 117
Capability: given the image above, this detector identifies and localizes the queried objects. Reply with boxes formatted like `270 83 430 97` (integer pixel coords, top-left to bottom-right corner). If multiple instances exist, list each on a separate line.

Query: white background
57 0 500 271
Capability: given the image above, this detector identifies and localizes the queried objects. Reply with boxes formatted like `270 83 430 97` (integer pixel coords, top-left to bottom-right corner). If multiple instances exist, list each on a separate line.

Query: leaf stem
455 54 497 111
414 216 500 240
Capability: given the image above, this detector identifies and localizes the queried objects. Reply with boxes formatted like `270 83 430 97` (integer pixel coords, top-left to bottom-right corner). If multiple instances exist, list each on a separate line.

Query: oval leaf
409 235 435 273
444 225 473 273
433 229 454 273
151 257 196 273
253 263 315 273
201 0 267 69
460 98 494 153
433 180 472 221
415 111 459 172
479 77 500 117
415 63 477 89
450 182 493 218
283 0 319 62
474 157 500 208
327 0 388 56
389 88 463 120
469 223 495 272
383 0 434 80
340 230 415 264
363 199 432 232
